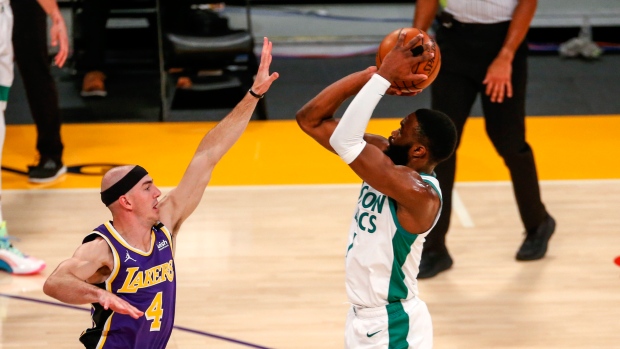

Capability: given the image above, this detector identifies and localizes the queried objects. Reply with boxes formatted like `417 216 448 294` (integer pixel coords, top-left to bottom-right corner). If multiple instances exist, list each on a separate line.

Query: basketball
376 27 441 92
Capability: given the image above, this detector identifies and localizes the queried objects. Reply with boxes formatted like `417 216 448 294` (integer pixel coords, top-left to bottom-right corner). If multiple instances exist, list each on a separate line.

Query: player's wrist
357 66 374 76
93 286 107 303
248 88 264 99
371 73 391 88
375 63 402 86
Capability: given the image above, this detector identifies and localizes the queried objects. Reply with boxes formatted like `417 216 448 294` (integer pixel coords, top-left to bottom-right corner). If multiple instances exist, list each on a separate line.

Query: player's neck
409 162 434 176
111 216 154 251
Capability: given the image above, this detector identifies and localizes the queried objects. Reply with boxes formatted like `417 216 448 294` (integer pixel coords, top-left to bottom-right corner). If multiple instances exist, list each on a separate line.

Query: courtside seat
159 1 267 120
164 31 253 67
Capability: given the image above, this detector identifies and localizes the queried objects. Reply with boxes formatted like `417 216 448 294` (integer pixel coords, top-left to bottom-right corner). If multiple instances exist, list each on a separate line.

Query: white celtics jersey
345 174 442 308
0 0 14 91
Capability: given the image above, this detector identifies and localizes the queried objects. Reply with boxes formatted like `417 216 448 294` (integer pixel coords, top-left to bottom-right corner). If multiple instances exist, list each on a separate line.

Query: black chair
72 0 161 71
157 0 267 120
65 0 164 121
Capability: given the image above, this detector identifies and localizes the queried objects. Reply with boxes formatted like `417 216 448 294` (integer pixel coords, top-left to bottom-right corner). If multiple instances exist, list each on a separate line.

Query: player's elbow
42 276 57 298
295 108 309 128
294 113 306 130
329 125 347 153
295 104 324 130
329 132 347 161
328 132 339 150
295 111 315 137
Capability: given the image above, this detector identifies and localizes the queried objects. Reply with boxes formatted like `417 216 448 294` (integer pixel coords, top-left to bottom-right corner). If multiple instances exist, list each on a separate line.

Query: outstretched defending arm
158 37 279 237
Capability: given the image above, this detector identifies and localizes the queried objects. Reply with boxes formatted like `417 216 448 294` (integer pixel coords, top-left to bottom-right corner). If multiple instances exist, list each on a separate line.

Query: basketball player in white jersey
296 33 457 349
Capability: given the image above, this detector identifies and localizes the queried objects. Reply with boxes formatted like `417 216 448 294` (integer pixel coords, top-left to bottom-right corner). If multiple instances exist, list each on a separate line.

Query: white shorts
345 298 433 349
0 0 14 96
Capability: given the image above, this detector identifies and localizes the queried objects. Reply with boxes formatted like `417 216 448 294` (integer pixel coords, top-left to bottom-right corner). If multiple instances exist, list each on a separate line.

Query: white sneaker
0 221 46 275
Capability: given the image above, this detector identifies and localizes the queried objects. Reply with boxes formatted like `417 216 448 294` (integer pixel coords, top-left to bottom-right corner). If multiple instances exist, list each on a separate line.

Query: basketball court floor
1 115 619 348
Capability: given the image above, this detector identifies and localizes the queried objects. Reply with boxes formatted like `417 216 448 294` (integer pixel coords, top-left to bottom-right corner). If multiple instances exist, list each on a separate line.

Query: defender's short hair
414 108 457 164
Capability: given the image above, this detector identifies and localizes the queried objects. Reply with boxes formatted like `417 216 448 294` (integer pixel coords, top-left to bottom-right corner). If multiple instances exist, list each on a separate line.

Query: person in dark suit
413 0 556 278
12 0 68 183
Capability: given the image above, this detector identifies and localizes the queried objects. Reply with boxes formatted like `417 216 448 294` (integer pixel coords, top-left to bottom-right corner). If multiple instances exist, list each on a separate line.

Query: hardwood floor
1 180 619 348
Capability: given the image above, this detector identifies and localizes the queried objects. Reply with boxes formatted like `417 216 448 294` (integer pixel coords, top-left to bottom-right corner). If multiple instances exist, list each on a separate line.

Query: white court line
451 189 475 228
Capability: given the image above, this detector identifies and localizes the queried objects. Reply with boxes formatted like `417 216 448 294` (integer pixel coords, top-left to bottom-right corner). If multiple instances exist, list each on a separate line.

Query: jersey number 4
145 291 164 331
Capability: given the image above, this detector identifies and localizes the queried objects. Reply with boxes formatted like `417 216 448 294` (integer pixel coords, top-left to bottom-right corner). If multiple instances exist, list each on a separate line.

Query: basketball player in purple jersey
43 37 279 349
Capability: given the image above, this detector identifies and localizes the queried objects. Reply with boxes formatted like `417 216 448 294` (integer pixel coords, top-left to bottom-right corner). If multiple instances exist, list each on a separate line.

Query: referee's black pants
11 0 64 164
425 20 548 254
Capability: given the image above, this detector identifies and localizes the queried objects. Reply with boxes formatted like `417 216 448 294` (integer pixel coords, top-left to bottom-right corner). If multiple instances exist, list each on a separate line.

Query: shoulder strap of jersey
419 173 442 202
155 222 174 250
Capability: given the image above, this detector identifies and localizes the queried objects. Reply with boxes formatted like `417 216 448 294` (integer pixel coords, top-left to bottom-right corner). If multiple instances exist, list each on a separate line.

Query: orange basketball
376 28 441 92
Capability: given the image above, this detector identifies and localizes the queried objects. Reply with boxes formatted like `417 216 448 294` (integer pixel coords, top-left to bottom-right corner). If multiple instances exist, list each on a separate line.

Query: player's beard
383 143 411 166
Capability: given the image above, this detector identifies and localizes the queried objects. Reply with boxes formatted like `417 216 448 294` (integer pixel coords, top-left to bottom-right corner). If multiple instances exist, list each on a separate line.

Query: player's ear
119 195 132 210
410 144 427 160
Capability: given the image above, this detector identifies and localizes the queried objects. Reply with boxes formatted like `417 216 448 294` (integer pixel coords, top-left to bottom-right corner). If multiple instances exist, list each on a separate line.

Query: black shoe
418 250 453 279
28 158 67 183
516 214 556 261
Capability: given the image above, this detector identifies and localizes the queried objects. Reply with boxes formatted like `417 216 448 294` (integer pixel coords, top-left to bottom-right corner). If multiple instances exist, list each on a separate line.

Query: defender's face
128 175 162 224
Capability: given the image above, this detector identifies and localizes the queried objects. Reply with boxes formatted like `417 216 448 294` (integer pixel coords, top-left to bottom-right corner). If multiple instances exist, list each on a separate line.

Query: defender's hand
97 289 144 319
250 37 280 96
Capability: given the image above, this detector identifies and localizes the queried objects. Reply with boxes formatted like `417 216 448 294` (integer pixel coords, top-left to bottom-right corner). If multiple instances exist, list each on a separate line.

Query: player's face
132 176 162 224
385 115 416 165
388 115 417 145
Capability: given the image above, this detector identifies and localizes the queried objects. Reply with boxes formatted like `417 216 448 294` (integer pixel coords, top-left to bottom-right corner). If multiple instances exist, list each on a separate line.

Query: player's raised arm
298 34 430 192
296 33 431 153
157 37 279 236
333 35 434 199
300 32 456 232
296 67 377 152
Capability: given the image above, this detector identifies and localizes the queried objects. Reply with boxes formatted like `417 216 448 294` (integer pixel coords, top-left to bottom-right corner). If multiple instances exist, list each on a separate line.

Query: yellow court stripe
3 115 619 189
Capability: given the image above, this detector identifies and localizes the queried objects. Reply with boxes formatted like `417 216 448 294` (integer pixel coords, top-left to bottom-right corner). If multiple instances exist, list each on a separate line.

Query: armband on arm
329 74 390 164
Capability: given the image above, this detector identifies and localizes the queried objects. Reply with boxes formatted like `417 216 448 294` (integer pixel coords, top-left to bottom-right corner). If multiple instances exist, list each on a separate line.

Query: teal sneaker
0 221 46 275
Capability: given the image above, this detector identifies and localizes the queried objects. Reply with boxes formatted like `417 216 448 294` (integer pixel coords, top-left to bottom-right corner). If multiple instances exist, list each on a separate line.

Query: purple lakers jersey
79 221 176 349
